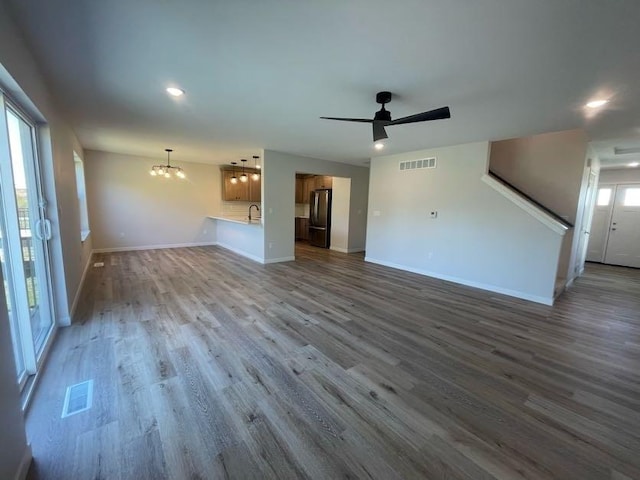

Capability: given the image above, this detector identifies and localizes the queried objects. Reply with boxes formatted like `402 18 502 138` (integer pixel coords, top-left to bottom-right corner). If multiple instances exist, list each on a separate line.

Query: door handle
43 219 52 240
34 219 45 240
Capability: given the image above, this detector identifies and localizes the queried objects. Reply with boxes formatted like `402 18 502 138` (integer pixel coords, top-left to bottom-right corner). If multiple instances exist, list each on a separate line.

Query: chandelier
150 148 185 179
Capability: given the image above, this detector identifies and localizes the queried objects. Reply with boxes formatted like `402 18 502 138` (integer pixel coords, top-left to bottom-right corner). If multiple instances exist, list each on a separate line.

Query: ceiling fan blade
320 117 373 123
373 122 388 142
387 106 450 126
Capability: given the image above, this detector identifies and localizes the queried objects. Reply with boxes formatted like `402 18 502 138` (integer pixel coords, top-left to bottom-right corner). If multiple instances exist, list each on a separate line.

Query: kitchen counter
207 215 262 226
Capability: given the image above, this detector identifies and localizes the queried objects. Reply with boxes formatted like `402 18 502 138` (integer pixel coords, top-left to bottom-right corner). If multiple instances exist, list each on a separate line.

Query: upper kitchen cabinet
221 167 261 201
249 176 261 202
314 175 332 189
295 176 304 203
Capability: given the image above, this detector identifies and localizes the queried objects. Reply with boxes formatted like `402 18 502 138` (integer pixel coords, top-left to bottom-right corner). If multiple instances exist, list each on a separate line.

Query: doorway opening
294 173 351 252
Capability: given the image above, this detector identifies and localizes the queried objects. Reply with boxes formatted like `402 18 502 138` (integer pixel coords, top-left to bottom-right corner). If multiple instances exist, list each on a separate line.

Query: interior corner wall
262 150 369 261
0 3 87 323
366 141 563 304
84 150 219 251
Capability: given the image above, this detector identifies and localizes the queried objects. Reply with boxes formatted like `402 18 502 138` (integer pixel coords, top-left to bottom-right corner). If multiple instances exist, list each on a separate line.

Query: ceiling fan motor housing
376 91 392 105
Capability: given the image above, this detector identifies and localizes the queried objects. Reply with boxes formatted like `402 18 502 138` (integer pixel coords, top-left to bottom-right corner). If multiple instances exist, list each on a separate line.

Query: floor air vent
62 380 93 418
399 157 436 171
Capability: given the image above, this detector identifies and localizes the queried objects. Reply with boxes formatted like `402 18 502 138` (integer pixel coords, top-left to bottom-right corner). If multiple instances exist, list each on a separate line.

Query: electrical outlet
429 211 438 218
269 242 273 249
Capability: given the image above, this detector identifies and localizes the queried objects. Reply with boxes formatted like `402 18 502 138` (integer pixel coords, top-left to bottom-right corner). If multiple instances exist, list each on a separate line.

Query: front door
604 184 640 268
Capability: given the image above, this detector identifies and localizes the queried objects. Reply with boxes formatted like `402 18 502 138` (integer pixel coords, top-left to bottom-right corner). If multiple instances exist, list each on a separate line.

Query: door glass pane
597 188 612 206
6 108 52 352
623 188 640 207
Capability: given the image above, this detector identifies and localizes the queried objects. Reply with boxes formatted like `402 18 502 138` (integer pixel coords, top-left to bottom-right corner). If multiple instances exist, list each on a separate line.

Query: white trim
69 251 93 323
264 256 295 264
330 246 365 253
215 242 264 263
92 241 217 253
481 174 569 236
364 256 554 306
13 444 32 480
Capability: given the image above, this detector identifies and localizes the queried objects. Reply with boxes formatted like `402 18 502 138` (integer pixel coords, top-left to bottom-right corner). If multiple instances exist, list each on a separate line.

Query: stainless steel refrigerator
309 189 331 248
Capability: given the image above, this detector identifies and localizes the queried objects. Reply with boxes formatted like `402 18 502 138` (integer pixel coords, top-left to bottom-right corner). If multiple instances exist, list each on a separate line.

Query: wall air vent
399 157 436 171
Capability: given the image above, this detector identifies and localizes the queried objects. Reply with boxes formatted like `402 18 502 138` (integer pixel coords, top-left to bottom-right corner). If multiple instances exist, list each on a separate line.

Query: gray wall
366 141 563 304
262 150 369 261
0 0 91 325
85 150 218 251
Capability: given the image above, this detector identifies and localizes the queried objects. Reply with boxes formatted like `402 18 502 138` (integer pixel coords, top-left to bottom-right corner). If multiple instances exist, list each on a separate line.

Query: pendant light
150 149 185 178
230 162 238 184
251 155 260 181
240 159 248 182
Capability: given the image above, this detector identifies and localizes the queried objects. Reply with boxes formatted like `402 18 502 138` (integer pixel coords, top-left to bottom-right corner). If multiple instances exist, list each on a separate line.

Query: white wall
330 177 351 252
262 150 369 262
599 167 640 184
215 222 264 262
0 1 90 325
366 141 563 304
85 150 218 251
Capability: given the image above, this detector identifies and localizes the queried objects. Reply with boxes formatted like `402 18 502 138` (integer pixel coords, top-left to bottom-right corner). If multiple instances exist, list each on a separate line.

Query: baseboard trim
69 251 94 322
364 257 554 306
14 444 32 480
264 256 296 264
216 242 264 263
92 241 218 253
330 246 365 253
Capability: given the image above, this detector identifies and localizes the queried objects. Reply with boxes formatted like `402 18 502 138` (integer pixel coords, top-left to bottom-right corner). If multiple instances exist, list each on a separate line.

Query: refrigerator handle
314 192 319 224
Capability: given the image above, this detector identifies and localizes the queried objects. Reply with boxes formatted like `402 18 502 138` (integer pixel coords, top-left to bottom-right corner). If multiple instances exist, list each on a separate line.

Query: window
596 188 612 206
74 152 90 241
623 188 640 207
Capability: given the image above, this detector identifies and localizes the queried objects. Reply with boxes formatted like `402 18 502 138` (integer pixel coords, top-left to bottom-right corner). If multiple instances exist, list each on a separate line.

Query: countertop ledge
207 215 262 226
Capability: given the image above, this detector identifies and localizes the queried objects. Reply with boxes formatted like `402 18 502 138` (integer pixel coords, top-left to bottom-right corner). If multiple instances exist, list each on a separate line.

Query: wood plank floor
25 244 640 479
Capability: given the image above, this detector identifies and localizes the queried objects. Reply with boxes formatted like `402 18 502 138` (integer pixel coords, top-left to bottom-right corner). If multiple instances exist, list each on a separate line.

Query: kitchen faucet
248 204 260 221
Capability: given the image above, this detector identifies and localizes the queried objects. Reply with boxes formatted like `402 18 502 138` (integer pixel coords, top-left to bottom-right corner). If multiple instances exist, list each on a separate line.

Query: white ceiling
6 0 640 167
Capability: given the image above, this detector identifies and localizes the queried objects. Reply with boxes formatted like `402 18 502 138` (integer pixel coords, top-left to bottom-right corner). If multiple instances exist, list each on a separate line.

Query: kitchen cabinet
222 170 248 201
295 217 309 241
314 175 332 189
222 168 261 202
303 176 315 203
249 176 261 202
295 177 304 203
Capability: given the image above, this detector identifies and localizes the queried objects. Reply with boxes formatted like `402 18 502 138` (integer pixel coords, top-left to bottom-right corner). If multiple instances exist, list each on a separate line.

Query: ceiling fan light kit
320 91 451 146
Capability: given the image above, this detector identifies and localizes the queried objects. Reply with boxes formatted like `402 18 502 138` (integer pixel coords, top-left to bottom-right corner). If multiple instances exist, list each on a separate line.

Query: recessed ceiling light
629 162 639 167
374 142 384 150
166 87 185 97
585 99 608 109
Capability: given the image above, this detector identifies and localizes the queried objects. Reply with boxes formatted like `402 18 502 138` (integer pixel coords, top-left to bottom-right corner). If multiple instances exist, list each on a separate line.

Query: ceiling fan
320 91 450 147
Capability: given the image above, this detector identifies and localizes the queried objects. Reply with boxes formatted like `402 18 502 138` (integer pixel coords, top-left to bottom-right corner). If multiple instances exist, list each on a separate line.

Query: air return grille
399 157 436 171
62 380 94 418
